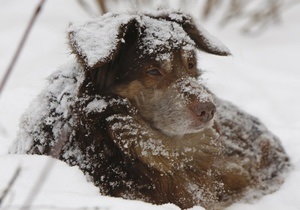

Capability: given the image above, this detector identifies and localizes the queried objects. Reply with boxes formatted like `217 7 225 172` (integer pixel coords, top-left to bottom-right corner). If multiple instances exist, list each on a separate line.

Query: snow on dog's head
68 10 230 136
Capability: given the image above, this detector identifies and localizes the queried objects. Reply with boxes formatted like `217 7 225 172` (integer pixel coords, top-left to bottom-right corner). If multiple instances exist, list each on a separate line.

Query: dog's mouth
163 112 215 136
189 111 215 131
151 100 217 136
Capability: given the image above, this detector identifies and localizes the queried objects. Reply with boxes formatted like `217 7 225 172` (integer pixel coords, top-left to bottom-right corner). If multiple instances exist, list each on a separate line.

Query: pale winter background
0 0 300 209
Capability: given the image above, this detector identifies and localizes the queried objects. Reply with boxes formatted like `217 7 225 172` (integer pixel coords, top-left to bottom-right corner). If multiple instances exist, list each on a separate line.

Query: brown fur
14 11 290 210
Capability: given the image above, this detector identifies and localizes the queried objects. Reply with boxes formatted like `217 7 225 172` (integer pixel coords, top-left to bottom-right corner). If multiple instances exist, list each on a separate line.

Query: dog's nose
191 101 216 124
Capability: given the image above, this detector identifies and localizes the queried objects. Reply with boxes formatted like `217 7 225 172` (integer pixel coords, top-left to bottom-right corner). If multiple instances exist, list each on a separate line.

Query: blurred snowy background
0 0 300 209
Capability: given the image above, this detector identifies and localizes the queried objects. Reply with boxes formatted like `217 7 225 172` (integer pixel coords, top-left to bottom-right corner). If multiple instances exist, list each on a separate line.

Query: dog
11 10 290 210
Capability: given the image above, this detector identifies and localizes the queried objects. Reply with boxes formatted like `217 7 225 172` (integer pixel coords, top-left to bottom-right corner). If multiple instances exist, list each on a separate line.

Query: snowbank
0 155 181 210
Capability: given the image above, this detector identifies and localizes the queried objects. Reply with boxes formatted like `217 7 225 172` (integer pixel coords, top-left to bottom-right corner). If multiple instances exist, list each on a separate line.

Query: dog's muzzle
177 77 216 125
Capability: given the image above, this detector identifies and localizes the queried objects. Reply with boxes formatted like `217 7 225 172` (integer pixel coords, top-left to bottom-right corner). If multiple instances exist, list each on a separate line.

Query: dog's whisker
134 95 140 106
140 91 145 103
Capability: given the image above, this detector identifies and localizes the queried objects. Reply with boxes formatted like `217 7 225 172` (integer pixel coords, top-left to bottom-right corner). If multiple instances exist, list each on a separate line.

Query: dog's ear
158 12 231 56
181 20 231 56
68 15 140 92
68 15 139 69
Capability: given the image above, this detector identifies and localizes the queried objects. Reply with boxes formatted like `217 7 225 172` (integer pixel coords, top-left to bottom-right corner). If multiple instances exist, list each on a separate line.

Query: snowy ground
0 0 300 209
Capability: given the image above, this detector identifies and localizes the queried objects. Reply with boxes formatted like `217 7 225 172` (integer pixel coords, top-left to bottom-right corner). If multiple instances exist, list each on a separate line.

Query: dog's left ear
160 12 231 56
68 14 137 70
68 14 140 92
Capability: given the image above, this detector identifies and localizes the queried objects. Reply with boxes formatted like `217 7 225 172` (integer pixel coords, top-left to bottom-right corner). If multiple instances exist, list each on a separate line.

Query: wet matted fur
11 10 290 210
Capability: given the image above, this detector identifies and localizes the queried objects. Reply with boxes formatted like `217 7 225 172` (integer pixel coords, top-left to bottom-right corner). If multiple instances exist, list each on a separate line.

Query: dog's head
69 11 230 136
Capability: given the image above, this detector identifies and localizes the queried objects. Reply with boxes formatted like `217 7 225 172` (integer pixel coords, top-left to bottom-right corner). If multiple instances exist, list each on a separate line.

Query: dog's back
11 62 83 156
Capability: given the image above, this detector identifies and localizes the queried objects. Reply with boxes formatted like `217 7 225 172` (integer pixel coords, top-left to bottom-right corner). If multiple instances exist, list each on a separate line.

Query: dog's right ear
68 15 140 92
181 19 232 56
155 11 231 56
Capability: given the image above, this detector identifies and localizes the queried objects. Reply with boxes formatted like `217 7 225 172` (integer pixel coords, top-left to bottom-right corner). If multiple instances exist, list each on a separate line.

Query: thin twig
20 124 71 210
96 0 108 14
77 0 98 16
0 0 46 98
19 158 56 210
0 166 21 207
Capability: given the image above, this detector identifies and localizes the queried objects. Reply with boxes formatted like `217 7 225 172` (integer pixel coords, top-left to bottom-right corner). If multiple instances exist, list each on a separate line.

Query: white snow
0 1 300 210
139 15 195 56
85 98 108 113
177 77 213 103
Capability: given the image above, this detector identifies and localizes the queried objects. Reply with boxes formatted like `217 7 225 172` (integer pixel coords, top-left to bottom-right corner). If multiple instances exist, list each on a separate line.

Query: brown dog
11 10 290 210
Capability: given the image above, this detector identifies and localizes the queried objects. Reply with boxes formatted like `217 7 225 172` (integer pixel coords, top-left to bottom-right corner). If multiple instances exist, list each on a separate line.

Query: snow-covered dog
11 10 290 210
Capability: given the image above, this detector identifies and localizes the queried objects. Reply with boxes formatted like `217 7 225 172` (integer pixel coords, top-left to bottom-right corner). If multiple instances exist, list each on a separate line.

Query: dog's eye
147 68 161 76
188 62 195 69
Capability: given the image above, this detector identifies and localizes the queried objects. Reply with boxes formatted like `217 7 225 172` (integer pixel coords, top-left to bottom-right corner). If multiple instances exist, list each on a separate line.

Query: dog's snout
191 101 216 124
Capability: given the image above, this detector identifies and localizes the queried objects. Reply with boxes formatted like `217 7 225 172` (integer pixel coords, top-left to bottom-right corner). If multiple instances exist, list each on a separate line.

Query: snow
139 15 195 59
142 9 231 56
85 98 108 113
177 77 213 103
0 155 179 210
0 0 300 210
